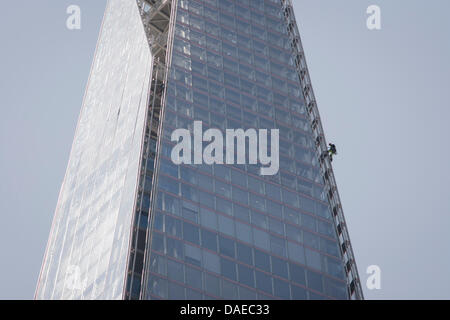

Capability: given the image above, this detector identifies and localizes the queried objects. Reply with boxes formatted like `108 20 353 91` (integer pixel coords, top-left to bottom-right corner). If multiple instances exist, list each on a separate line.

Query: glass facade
37 0 362 300
142 0 351 300
35 0 153 299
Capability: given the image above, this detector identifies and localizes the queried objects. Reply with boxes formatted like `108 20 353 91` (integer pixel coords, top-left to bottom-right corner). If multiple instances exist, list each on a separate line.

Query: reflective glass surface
144 0 348 300
36 0 153 299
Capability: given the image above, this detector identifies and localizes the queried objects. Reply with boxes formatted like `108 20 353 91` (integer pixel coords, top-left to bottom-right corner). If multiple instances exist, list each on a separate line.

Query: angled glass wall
35 0 153 300
143 0 351 300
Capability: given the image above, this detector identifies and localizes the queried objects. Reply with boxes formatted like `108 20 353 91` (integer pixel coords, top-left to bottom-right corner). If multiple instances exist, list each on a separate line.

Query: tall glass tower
36 0 363 300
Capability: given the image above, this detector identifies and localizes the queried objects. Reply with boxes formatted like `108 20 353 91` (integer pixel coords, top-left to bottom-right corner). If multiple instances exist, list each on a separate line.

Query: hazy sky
1 0 449 299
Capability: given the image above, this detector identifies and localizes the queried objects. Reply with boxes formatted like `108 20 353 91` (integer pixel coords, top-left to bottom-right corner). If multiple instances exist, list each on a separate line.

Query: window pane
269 217 284 235
201 228 218 252
185 266 202 290
307 270 323 293
254 249 270 272
167 238 183 259
221 258 237 281
166 215 182 238
185 243 202 266
183 221 200 244
234 204 250 222
287 241 305 264
273 278 290 299
218 214 235 236
238 264 255 287
200 208 218 230
236 242 253 266
204 273 220 297
255 271 272 294
292 284 307 299
222 279 239 299
253 228 270 249
203 250 220 273
168 281 185 299
167 259 184 283
239 286 257 300
305 248 322 270
235 221 252 244
290 263 306 286
251 211 267 229
271 256 288 279
219 235 236 258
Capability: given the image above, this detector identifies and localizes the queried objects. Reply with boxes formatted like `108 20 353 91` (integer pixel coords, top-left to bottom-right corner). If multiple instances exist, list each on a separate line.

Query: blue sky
1 0 450 299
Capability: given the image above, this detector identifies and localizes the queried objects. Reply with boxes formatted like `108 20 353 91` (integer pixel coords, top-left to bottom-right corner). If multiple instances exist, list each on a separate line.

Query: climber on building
328 143 337 161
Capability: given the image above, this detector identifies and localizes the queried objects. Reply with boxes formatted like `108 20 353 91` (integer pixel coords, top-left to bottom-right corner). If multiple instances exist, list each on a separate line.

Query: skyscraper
36 0 363 300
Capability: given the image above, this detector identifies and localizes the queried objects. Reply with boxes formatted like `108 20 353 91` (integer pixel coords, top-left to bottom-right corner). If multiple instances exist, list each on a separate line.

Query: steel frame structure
125 0 177 299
